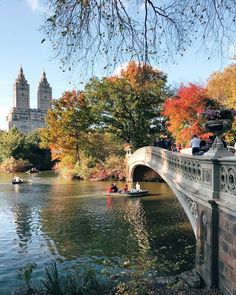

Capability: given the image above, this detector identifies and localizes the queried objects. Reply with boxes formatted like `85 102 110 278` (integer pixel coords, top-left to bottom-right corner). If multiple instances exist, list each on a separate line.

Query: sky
0 0 235 130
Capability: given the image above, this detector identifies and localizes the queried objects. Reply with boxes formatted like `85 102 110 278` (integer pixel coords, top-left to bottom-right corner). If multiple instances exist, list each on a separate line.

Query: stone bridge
127 146 236 295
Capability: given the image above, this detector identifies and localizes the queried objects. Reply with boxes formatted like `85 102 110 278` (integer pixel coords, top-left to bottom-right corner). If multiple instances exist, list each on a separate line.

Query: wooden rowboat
12 179 24 184
105 190 149 197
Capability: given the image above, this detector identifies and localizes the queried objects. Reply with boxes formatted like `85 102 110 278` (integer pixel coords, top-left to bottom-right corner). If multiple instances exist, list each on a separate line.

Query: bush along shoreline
13 261 223 295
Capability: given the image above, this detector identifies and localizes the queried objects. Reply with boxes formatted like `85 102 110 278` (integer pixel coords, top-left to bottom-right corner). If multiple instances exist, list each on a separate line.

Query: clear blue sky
0 0 234 130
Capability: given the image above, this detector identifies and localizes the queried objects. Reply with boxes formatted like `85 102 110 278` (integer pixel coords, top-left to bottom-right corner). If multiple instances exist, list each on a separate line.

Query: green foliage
53 154 78 179
14 259 223 295
73 154 96 180
17 262 37 291
77 268 105 295
41 263 64 295
0 129 52 171
0 128 25 162
39 62 171 177
41 263 107 295
84 132 124 162
22 131 52 170
84 62 170 148
54 153 126 181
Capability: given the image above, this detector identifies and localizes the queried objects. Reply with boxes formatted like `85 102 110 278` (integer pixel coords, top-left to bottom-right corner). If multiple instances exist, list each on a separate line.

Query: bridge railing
219 158 236 201
128 146 236 204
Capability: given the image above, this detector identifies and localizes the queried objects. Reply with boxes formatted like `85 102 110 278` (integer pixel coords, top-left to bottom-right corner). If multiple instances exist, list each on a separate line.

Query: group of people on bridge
190 134 214 155
154 134 236 156
153 136 181 152
190 134 232 155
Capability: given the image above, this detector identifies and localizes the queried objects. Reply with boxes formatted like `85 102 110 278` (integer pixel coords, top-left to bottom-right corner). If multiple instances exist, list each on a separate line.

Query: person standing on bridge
190 135 201 155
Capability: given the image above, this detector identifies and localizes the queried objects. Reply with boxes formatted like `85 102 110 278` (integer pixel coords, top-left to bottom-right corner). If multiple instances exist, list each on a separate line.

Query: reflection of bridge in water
127 146 236 295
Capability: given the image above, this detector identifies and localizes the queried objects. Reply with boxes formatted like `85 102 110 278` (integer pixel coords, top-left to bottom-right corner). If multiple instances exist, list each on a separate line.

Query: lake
0 172 195 294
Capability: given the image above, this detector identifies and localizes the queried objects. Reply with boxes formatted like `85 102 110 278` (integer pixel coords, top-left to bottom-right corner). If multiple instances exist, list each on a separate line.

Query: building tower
37 71 52 112
13 66 30 109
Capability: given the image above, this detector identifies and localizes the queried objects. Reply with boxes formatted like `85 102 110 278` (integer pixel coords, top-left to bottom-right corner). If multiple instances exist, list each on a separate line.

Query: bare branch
42 0 236 74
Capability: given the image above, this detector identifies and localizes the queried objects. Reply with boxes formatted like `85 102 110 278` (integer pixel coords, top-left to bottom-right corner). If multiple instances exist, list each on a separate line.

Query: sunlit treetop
163 83 212 145
207 63 236 108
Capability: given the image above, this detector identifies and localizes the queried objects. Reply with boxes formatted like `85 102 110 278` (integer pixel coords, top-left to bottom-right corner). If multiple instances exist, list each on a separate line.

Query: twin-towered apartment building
6 67 52 133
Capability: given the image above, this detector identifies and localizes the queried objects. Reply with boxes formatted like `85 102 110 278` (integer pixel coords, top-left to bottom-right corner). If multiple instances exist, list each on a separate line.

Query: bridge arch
129 158 197 237
132 165 163 182
127 145 236 293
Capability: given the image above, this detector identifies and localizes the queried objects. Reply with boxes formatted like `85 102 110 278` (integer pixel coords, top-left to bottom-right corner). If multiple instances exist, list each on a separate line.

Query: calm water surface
0 172 195 294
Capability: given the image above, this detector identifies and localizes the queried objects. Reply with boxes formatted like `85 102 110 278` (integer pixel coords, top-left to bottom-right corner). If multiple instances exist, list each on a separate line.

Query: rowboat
105 189 149 197
26 168 39 174
12 178 24 184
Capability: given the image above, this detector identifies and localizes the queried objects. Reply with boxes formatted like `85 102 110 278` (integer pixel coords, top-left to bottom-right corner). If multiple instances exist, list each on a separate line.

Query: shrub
0 157 30 172
89 155 126 181
73 154 97 180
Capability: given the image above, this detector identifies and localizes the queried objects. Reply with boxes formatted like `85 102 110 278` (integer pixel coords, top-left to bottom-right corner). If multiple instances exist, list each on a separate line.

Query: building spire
16 65 26 83
13 66 30 109
38 70 52 111
40 69 47 82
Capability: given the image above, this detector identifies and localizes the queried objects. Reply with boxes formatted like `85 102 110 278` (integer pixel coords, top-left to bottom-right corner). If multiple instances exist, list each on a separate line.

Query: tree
0 129 52 171
207 63 236 108
22 131 52 170
0 127 25 162
163 83 211 146
207 63 236 141
84 132 124 162
43 0 235 72
41 90 98 163
84 61 169 148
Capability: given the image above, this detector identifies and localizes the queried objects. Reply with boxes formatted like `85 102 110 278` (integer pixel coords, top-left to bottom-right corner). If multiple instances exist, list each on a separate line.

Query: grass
14 262 223 295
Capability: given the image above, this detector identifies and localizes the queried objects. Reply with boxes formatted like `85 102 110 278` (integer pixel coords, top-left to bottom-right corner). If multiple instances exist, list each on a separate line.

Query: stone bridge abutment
127 146 236 294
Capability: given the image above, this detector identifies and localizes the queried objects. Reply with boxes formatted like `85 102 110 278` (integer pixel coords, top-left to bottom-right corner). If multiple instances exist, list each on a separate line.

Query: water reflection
40 192 150 260
12 202 33 251
0 173 195 294
12 184 20 193
123 199 150 256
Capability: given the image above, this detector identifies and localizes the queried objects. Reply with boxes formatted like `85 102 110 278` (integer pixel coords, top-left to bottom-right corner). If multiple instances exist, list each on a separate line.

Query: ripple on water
0 177 195 294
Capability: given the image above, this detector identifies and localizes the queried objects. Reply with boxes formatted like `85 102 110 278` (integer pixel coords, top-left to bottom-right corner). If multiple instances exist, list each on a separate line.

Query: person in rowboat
107 183 119 193
136 182 141 191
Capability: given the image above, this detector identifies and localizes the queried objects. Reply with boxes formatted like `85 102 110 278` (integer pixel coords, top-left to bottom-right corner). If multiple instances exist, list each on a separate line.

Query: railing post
211 159 221 199
208 199 219 289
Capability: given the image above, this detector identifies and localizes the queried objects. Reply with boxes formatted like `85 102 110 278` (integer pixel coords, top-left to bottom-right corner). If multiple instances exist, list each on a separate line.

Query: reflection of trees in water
11 203 33 251
39 194 152 260
141 197 196 270
10 183 52 253
38 184 195 273
40 196 102 259
123 199 150 257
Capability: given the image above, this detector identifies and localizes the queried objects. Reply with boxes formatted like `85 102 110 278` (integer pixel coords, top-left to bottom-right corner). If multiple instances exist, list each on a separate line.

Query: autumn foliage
84 60 169 148
41 90 97 163
119 60 167 87
163 83 210 146
207 64 236 109
207 64 236 140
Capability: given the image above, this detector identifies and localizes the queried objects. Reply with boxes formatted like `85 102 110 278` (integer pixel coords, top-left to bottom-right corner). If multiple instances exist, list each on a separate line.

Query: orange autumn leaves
163 84 210 146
